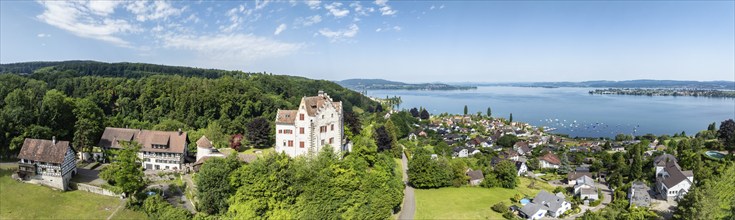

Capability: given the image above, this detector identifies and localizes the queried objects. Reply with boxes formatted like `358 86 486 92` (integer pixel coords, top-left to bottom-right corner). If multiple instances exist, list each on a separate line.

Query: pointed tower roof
196 135 213 149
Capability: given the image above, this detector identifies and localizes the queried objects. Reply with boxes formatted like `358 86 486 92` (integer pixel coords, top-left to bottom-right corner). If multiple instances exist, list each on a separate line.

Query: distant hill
462 80 735 90
0 60 242 78
337 78 476 90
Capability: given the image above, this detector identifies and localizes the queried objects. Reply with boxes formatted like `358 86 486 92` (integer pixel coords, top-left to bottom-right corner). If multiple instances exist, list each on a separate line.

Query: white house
17 137 77 190
573 175 599 201
520 190 571 219
275 91 344 158
515 161 528 176
538 152 561 169
654 154 693 201
99 127 189 170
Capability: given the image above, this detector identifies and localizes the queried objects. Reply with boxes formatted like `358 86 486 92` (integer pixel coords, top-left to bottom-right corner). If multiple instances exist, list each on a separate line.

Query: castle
275 91 345 157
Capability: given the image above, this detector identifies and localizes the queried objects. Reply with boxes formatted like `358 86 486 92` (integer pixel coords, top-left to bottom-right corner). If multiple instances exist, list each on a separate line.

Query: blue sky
1 1 733 82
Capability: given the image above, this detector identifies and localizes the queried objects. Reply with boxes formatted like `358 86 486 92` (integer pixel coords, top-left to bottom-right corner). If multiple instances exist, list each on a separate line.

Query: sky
1 1 734 83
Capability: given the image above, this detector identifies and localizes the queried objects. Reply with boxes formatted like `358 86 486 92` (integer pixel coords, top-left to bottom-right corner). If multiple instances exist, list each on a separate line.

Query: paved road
398 152 415 220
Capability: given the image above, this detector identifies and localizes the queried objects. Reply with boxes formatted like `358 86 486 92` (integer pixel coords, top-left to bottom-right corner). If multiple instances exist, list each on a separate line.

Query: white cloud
160 33 303 61
318 24 359 42
325 2 349 18
87 1 121 16
274 23 287 35
125 1 185 22
374 0 396 16
37 33 51 38
440 4 445 9
350 2 374 16
375 28 382 32
36 1 137 47
305 0 321 10
393 26 401 31
294 15 322 27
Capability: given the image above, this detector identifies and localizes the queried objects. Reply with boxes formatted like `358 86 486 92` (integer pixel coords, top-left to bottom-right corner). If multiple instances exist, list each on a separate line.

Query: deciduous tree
99 141 145 196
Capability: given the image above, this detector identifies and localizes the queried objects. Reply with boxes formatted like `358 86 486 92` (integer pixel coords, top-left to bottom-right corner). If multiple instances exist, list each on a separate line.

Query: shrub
590 199 602 207
492 202 508 213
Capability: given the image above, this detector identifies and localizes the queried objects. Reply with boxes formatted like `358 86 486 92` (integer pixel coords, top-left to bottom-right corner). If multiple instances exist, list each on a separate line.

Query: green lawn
0 165 145 220
415 178 554 219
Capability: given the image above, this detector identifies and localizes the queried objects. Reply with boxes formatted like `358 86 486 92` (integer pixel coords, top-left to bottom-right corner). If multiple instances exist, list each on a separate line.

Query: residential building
573 175 598 201
538 152 561 169
99 127 189 170
519 190 571 219
515 161 528 176
567 171 593 185
466 169 484 186
654 154 693 201
452 147 480 158
17 137 77 190
275 91 344 158
629 181 652 207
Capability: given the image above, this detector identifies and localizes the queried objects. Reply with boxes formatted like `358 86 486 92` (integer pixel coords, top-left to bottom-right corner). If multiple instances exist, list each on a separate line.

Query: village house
466 169 484 186
629 181 652 207
519 190 571 220
566 171 593 185
514 141 532 156
16 137 77 190
538 152 561 169
275 91 344 158
654 154 693 201
573 175 598 201
515 161 528 176
99 127 189 170
453 146 481 158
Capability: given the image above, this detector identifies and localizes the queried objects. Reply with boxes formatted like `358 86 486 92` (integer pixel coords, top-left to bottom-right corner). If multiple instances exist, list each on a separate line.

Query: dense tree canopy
196 154 241 215
0 63 376 158
408 148 453 188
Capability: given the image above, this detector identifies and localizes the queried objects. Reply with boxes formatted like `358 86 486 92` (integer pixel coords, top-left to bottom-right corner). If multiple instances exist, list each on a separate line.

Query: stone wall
70 182 122 198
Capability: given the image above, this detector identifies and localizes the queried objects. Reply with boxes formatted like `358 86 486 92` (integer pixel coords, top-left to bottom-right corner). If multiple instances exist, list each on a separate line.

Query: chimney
178 128 183 135
318 90 324 97
52 136 56 144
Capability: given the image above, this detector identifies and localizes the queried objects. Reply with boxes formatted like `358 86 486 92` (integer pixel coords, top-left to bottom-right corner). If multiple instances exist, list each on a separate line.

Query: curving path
398 152 415 220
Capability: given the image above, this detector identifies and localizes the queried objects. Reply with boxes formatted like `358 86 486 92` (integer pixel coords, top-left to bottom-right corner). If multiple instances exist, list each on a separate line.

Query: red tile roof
539 152 561 165
98 127 188 154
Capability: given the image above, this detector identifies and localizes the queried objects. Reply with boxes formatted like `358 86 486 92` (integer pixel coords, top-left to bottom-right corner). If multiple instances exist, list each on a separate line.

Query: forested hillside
0 61 377 158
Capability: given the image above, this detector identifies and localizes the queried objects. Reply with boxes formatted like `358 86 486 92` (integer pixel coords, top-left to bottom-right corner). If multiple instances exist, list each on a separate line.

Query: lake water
367 86 735 138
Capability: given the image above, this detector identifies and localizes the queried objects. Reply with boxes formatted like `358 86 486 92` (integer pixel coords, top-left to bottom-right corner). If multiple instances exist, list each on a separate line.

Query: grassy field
415 177 555 219
0 164 145 220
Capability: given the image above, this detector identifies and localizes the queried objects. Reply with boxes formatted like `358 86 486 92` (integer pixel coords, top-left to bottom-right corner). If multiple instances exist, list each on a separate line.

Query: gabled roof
567 171 593 181
98 127 188 154
196 136 213 149
660 160 692 188
533 190 567 212
276 109 298 124
18 138 72 164
519 203 544 216
576 175 595 187
466 169 484 181
654 154 677 167
539 152 561 165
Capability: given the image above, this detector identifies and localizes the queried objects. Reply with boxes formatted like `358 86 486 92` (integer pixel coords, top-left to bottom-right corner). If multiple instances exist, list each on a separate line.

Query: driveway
398 152 415 220
563 179 612 219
